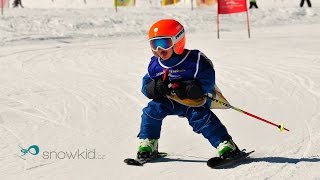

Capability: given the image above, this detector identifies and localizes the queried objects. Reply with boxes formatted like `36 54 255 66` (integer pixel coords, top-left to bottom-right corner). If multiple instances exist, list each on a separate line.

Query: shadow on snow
248 156 320 164
148 156 320 167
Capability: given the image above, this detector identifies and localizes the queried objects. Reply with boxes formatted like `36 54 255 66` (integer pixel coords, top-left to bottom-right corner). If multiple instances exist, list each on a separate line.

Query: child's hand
172 81 203 100
172 82 187 100
145 79 171 99
155 79 171 96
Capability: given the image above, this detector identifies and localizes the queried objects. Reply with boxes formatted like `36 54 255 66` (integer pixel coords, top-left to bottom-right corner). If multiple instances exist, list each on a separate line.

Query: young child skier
137 19 241 160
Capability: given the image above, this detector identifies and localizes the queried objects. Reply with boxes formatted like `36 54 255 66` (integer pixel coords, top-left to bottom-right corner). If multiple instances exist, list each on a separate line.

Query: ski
124 152 168 166
207 150 254 169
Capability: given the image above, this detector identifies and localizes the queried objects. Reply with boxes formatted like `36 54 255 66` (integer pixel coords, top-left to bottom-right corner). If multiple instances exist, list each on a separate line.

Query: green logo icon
18 144 40 160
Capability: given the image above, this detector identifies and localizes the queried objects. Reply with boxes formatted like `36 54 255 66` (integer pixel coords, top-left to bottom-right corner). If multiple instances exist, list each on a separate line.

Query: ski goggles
149 37 175 51
149 28 185 51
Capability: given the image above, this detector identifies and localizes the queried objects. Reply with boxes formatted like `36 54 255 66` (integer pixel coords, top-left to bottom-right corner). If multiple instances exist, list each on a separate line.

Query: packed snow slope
0 0 320 180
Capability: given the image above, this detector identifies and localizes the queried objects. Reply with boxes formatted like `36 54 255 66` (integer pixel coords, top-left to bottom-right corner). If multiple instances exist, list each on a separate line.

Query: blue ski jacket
141 49 215 108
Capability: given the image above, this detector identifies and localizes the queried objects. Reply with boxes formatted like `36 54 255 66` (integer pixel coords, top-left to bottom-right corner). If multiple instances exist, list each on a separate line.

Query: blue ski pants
139 98 232 148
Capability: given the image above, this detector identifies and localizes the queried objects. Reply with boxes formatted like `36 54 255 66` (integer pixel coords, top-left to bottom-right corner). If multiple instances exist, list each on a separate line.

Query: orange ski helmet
148 19 186 55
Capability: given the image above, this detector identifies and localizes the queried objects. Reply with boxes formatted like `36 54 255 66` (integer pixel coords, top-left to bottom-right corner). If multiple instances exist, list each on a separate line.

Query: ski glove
173 81 204 100
145 79 171 99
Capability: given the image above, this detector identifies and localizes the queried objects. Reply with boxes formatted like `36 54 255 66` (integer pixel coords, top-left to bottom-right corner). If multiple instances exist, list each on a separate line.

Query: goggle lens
149 37 174 51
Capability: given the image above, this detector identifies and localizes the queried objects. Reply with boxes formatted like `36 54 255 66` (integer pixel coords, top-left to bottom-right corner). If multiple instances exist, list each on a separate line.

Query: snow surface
0 0 320 180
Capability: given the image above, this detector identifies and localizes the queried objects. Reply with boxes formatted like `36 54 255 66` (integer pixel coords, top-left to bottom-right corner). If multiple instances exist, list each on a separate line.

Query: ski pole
205 93 289 132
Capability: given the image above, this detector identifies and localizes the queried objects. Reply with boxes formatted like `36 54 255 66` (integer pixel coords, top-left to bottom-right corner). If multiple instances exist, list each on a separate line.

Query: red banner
0 0 7 8
218 0 247 14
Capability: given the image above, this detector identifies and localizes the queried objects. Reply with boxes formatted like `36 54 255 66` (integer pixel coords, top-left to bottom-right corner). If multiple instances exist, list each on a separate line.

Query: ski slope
0 0 320 179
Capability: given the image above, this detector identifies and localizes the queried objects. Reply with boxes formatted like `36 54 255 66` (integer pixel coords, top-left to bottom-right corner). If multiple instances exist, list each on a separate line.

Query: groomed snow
0 0 319 180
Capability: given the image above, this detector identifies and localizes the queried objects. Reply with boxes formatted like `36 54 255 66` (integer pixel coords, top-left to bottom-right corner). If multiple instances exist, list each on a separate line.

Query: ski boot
217 139 241 159
137 138 158 159
207 140 254 168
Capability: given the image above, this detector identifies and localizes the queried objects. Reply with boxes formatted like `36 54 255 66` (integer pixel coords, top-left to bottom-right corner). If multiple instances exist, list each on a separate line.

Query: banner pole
1 0 3 16
246 11 251 38
114 0 118 12
191 0 194 11
217 13 220 39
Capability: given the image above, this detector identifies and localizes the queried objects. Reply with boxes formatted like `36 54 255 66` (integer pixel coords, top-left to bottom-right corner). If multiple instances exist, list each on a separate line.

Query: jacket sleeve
141 73 153 97
195 53 215 94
